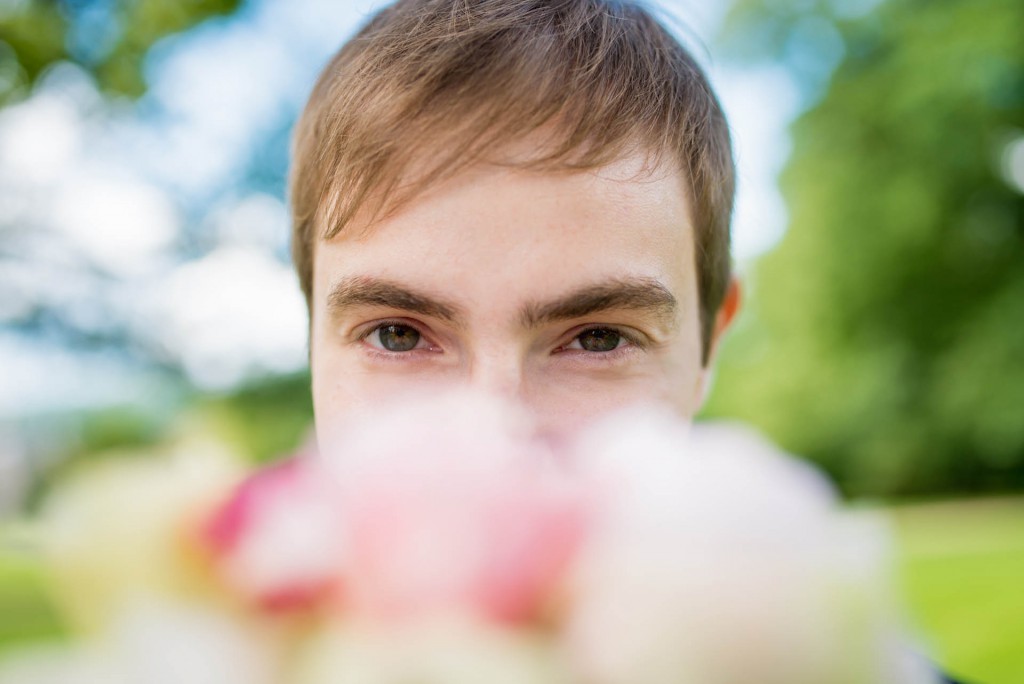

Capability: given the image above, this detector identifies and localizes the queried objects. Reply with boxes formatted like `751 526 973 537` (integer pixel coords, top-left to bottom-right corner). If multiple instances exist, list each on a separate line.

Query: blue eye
368 323 421 352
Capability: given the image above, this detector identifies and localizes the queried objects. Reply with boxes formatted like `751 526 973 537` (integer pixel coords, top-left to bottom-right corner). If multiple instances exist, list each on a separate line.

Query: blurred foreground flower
0 394 940 684
34 437 246 633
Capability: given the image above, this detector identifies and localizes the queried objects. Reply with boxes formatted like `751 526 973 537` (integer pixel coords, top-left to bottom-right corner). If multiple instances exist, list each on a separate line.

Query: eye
366 323 423 352
566 327 626 352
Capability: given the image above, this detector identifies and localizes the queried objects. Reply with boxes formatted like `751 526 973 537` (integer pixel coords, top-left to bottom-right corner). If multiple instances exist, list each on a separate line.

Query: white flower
292 617 566 684
565 407 939 684
0 600 277 684
38 440 244 632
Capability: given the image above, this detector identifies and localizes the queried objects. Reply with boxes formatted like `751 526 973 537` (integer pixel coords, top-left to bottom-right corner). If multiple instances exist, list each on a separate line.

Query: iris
577 328 621 352
377 324 420 352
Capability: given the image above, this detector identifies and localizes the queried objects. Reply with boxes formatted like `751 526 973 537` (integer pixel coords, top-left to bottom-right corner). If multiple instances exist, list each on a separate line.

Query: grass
888 495 1024 684
1 497 1021 681
0 525 64 651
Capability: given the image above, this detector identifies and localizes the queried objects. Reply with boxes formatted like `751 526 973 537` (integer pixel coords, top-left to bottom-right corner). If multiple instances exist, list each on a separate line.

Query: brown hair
289 0 734 363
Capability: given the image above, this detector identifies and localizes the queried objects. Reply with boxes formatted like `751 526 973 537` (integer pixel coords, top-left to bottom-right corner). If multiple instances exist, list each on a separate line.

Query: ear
709 276 742 364
694 276 742 408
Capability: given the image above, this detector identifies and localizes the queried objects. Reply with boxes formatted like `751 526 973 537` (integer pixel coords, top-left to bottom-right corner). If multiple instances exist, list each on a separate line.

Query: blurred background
0 0 1021 680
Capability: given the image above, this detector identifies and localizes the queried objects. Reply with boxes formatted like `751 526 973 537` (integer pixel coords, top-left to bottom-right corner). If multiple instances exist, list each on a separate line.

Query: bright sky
0 0 799 418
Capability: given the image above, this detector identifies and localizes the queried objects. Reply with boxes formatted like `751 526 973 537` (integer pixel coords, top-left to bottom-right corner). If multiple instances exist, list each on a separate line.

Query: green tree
707 0 1024 497
0 0 241 103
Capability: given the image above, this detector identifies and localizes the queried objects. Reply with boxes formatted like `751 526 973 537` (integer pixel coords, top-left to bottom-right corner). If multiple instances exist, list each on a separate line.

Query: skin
310 150 739 444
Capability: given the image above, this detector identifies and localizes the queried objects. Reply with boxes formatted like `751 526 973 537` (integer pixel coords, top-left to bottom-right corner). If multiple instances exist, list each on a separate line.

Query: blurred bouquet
0 394 940 684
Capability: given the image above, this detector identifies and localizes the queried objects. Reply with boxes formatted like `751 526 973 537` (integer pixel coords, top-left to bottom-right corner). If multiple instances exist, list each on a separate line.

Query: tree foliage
0 0 241 103
708 0 1024 497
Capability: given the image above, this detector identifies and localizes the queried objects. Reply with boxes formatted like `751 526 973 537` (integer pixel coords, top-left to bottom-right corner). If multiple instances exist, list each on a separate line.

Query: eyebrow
325 275 677 329
326 276 464 325
518 277 678 329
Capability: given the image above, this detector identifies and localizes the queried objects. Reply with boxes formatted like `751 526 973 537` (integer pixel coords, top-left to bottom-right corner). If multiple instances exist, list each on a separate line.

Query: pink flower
204 451 346 613
323 392 594 626
205 392 595 626
339 449 591 625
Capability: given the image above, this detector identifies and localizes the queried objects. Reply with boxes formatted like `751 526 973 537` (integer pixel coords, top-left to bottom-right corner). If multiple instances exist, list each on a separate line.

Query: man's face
310 151 720 441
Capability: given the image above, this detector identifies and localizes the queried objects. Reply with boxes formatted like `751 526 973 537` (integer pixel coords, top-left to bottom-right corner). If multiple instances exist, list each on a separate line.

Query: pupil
379 324 420 352
579 329 620 352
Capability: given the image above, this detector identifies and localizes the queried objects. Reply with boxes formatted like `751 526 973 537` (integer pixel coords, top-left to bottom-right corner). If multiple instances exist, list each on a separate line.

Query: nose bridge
467 347 527 398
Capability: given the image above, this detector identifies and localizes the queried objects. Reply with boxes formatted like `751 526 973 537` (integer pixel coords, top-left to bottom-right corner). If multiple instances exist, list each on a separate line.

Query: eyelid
355 317 422 339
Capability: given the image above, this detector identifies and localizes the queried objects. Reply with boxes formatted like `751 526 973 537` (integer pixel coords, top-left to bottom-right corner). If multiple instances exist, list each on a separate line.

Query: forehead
312 152 697 316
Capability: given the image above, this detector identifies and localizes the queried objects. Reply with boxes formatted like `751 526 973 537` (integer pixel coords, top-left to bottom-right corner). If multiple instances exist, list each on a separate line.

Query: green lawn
2 497 1022 681
0 526 64 651
889 496 1024 684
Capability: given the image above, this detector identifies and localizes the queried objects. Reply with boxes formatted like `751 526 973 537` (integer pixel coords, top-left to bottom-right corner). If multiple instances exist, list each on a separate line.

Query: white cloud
714 66 800 263
137 246 308 390
208 193 289 252
0 92 81 186
0 335 160 418
50 175 179 277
